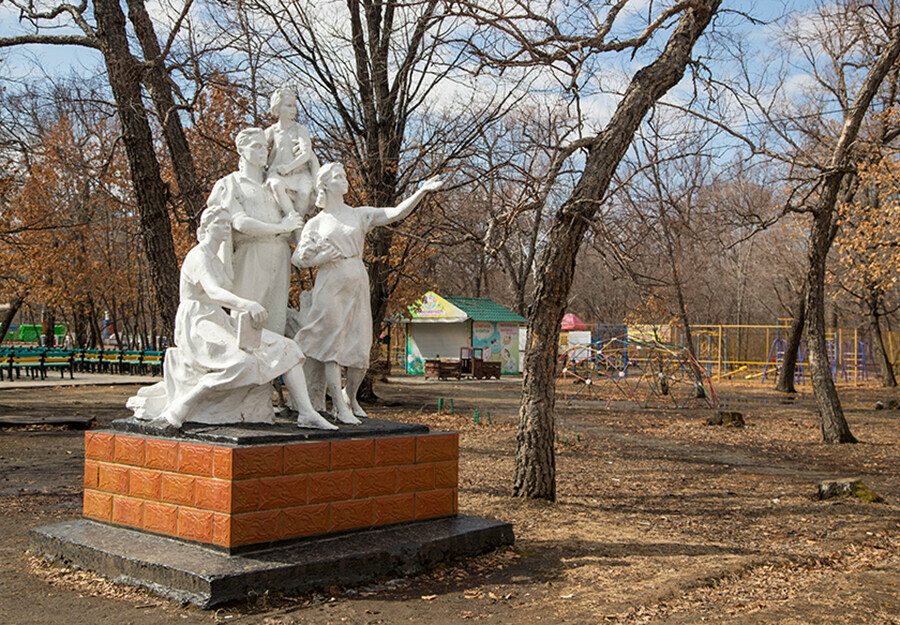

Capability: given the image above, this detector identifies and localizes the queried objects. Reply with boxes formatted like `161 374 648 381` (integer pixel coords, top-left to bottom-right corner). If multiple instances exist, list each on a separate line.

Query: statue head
269 87 298 119
235 127 267 167
197 204 230 242
314 162 348 208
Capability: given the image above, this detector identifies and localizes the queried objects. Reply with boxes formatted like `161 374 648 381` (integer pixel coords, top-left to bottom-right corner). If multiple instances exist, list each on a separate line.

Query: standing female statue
292 163 443 422
207 127 303 336
127 205 336 430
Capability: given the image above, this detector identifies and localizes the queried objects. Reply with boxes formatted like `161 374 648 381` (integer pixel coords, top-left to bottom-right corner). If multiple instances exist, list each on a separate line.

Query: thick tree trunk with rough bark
776 287 806 393
513 1 720 500
125 0 206 234
802 22 900 444
805 204 857 443
93 0 180 339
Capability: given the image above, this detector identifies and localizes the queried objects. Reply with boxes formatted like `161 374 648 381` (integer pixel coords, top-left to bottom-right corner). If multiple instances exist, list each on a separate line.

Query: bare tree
210 0 517 394
453 0 723 499
437 101 580 316
0 0 204 337
676 1 900 441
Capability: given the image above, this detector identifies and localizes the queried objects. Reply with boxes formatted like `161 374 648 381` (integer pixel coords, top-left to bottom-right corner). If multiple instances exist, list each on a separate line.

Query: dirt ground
1 376 899 624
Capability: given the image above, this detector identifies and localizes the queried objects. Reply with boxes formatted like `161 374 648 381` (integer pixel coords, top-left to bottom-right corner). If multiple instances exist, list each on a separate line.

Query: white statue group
128 88 443 431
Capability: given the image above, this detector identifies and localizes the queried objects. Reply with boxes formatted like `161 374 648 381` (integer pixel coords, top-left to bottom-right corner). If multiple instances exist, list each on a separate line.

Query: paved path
0 373 156 389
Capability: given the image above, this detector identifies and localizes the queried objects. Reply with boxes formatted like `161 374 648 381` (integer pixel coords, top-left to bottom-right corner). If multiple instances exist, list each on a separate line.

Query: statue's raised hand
420 176 444 193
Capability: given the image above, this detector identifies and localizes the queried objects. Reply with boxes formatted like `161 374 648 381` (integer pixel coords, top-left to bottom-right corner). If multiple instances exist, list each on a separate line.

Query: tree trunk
0 295 24 346
865 288 897 388
125 0 206 234
803 21 900 444
776 286 806 393
514 1 720 500
93 0 179 339
805 204 855 443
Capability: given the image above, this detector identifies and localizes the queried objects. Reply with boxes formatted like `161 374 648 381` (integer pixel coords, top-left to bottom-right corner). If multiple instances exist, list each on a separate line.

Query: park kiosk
401 291 527 376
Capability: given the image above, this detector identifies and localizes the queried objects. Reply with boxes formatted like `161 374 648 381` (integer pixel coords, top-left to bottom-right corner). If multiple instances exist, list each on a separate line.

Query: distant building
400 291 527 374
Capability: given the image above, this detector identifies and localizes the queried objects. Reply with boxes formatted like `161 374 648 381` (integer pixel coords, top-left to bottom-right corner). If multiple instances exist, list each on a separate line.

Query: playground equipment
762 336 874 385
555 336 718 409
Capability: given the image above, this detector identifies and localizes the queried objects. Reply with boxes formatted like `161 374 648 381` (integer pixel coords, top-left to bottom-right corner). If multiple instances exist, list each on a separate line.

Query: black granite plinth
30 516 514 608
109 415 429 445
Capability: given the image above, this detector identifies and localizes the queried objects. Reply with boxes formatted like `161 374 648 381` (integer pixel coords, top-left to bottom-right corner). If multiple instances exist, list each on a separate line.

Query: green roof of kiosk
404 291 526 323
445 297 527 323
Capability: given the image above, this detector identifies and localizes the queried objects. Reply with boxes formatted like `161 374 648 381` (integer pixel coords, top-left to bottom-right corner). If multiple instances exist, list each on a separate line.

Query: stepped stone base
30 515 514 608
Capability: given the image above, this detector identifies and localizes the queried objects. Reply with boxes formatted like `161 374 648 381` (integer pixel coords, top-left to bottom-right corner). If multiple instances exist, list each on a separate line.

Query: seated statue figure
127 205 336 430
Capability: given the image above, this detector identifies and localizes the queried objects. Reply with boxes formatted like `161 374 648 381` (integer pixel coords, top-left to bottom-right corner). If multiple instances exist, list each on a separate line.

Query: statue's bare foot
159 405 185 428
297 411 338 430
335 408 361 425
342 388 368 418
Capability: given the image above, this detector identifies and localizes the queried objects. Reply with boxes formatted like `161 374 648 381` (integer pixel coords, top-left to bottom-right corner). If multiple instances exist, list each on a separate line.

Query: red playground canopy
561 313 591 331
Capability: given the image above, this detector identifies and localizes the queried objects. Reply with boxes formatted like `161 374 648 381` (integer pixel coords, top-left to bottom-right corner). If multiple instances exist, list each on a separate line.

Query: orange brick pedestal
82 418 458 552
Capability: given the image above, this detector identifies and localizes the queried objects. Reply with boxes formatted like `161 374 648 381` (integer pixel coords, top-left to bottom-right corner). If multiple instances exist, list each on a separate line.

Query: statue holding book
126 203 334 430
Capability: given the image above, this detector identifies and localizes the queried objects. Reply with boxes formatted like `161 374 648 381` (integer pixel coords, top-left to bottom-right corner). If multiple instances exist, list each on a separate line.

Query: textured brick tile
329 499 373 532
213 447 233 479
231 480 259 513
212 513 231 547
373 493 415 526
98 464 130 494
114 436 145 466
258 475 308 510
434 460 459 489
194 477 231 512
112 496 144 528
282 504 328 538
283 441 330 474
415 433 458 463
160 473 194 506
330 439 374 470
415 489 456 520
374 436 416 467
145 439 178 471
82 490 112 521
178 442 214 476
177 508 214 543
231 510 281 546
308 470 353 504
83 461 99 489
396 463 434 493
129 468 162 501
233 446 283 478
354 467 396 498
84 432 114 462
143 502 178 536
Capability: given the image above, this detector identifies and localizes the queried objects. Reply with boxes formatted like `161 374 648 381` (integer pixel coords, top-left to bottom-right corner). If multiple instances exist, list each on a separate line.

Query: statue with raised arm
206 127 304 336
292 163 443 423
126 205 337 430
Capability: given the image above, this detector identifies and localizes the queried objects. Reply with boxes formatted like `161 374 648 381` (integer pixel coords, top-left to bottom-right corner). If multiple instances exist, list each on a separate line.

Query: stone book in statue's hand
238 311 262 351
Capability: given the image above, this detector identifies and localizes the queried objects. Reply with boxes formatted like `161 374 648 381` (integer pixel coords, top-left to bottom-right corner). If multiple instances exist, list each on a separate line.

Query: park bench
41 349 75 379
140 350 164 376
77 349 106 373
3 348 47 380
